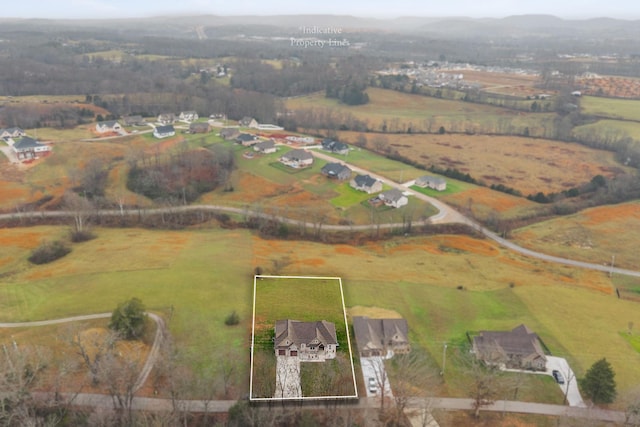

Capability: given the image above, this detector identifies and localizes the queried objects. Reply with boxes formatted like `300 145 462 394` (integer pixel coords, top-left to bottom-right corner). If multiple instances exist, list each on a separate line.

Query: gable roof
255 140 275 150
275 319 338 348
321 162 351 177
473 324 546 361
236 133 257 142
380 188 405 203
416 175 446 186
13 136 43 150
97 120 119 128
155 125 175 134
282 148 313 161
353 316 409 355
353 174 378 188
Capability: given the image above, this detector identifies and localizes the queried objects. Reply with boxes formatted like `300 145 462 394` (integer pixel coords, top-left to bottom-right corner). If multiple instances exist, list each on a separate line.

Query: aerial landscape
2 0 640 426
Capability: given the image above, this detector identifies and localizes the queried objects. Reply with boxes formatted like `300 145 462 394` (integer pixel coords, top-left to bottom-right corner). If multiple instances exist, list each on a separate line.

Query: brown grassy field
577 75 640 98
441 69 543 97
511 201 640 271
337 131 628 196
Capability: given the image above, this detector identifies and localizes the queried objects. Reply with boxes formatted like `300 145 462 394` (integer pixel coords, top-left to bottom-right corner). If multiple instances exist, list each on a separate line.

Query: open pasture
573 119 640 144
286 87 557 137
344 133 629 196
442 69 542 98
511 200 640 271
1 226 639 400
581 96 640 121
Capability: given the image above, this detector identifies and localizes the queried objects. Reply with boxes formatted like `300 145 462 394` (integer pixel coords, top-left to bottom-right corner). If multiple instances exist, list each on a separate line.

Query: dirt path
0 311 166 393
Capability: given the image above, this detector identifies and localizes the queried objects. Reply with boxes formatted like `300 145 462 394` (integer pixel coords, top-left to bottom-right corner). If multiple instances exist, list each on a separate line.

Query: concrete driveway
275 356 301 398
546 356 586 407
361 356 393 398
0 145 18 163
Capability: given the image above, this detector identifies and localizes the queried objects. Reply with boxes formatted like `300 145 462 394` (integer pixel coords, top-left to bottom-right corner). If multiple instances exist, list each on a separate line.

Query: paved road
0 312 165 393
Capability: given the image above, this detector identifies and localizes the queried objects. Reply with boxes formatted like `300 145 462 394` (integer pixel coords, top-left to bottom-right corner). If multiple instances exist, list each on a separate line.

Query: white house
350 174 382 194
95 120 122 134
415 175 447 191
153 125 175 139
179 111 199 122
12 136 51 160
379 188 408 208
279 149 314 168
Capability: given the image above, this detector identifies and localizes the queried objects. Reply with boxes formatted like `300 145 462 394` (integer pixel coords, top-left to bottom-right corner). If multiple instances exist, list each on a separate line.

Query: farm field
578 76 640 99
286 87 557 137
573 119 640 143
338 131 629 196
441 69 543 98
511 201 640 272
2 226 639 402
580 96 640 121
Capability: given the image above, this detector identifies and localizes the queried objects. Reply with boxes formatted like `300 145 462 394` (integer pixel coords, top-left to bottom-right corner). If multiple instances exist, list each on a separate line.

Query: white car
368 377 377 394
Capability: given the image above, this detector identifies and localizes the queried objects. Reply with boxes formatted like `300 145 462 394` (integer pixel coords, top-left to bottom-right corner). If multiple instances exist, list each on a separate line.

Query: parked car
368 377 377 393
552 370 565 384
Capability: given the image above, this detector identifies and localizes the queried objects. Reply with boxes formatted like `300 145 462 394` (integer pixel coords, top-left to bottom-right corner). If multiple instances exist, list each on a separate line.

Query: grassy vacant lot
581 96 640 121
511 201 640 271
1 226 639 403
339 132 629 196
573 119 640 143
286 87 557 137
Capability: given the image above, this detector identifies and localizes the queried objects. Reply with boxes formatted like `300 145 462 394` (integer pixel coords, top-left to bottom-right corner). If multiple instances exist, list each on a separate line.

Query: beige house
350 174 382 194
275 319 338 361
353 316 410 358
472 324 547 371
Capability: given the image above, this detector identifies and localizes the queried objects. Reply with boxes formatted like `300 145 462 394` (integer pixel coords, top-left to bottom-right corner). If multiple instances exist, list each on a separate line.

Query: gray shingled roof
353 174 377 188
275 319 337 348
473 324 546 361
380 188 405 203
13 136 43 150
352 316 409 355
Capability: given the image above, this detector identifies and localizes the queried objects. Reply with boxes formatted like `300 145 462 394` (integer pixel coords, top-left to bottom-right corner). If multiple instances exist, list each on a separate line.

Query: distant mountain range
2 14 640 41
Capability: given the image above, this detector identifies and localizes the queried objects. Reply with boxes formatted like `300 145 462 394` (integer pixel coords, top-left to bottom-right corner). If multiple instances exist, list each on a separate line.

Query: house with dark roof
321 139 350 155
379 188 408 208
219 127 240 140
353 316 410 358
189 122 210 134
472 324 547 371
153 125 175 139
122 115 145 126
350 174 382 194
95 120 122 134
254 140 277 154
415 175 447 191
12 136 51 160
0 127 25 139
321 162 351 180
274 319 338 361
280 149 314 168
236 133 259 146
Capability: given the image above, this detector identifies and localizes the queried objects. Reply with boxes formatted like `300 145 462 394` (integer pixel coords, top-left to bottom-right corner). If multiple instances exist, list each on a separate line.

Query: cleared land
578 76 640 99
580 96 640 121
511 201 640 272
338 131 628 196
286 87 557 137
1 226 639 402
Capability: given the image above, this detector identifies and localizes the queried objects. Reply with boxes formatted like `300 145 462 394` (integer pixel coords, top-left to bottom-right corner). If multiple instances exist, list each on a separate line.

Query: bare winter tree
69 326 118 386
62 191 95 241
459 351 506 418
98 350 144 427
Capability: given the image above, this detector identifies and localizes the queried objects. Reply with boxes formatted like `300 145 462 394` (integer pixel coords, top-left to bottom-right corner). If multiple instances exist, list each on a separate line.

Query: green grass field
581 96 640 121
573 119 640 143
2 226 639 403
313 146 426 183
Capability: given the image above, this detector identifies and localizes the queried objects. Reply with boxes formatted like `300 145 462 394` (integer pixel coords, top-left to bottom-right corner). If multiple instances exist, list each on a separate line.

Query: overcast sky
4 0 639 20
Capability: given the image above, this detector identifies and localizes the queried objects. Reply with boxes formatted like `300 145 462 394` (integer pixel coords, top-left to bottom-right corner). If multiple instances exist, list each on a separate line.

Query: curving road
0 312 166 393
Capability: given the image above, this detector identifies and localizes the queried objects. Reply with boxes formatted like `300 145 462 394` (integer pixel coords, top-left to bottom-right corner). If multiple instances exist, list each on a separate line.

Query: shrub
69 229 97 243
225 311 240 326
109 298 147 340
28 240 71 265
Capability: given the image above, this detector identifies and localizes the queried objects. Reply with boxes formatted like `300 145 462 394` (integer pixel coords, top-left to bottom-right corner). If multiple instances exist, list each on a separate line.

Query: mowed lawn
2 227 640 402
253 276 349 350
581 96 640 121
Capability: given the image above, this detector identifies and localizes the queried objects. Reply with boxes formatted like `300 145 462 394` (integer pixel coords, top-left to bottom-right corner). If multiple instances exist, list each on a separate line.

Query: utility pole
609 255 615 278
441 342 448 375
